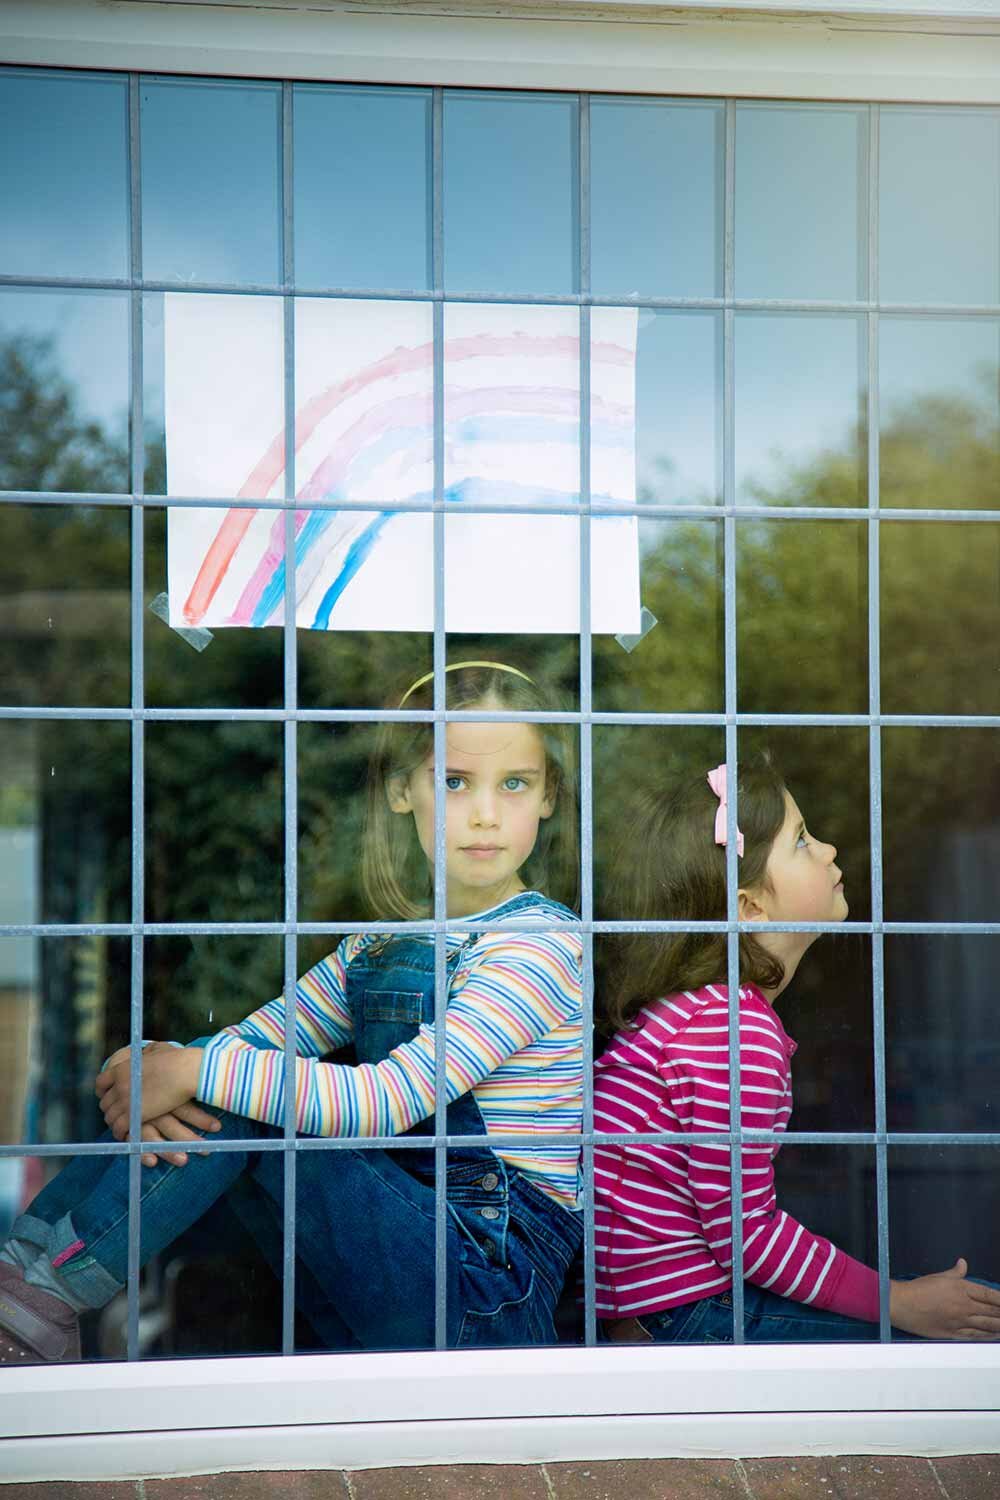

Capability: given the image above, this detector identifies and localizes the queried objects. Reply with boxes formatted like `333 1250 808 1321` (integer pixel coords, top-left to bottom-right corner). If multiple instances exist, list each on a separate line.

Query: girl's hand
96 1047 203 1139
139 1102 223 1169
889 1259 1000 1341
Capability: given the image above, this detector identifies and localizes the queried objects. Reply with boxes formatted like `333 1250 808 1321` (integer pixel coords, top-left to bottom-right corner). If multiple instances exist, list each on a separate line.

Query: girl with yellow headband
0 663 584 1361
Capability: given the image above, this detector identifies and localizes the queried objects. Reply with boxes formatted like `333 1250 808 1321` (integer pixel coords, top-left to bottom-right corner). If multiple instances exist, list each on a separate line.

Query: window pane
294 85 431 291
443 92 578 294
886 936 1000 1133
144 291 284 498
882 729 999 922
880 317 1000 510
736 104 867 302
888 1147 1000 1337
298 722 375 923
880 522 998 716
0 288 129 494
140 78 281 286
0 70 128 281
735 314 866 506
591 308 721 508
880 108 1000 306
737 519 868 715
592 518 723 714
145 722 283 923
0 504 131 708
590 99 723 299
144 507 284 710
0 719 131 930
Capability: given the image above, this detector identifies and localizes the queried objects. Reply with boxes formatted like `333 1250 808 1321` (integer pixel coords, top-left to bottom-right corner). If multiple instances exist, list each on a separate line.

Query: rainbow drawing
166 297 640 634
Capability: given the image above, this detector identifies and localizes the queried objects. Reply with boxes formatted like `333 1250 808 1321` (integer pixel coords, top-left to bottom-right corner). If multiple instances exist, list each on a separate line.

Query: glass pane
294 84 431 291
590 99 723 299
879 317 1000 510
144 507 283 710
886 936 1000 1133
880 522 999 716
145 722 283 923
0 936 130 1147
140 78 281 286
592 518 723 714
737 519 868 715
735 314 866 506
298 722 375 923
591 308 721 508
888 1147 1000 1339
443 91 578 295
735 104 867 302
882 729 999 922
0 719 131 928
299 632 432 711
144 291 284 499
775 938 873 1134
0 288 129 494
0 504 131 707
880 108 1000 306
0 69 129 280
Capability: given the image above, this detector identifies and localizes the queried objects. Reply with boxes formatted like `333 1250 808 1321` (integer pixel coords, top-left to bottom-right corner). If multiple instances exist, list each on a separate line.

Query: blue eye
444 775 465 792
796 832 809 849
503 776 527 792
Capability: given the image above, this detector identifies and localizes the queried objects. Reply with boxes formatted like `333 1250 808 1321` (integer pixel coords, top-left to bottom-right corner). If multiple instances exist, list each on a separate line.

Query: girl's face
388 719 555 916
752 791 848 926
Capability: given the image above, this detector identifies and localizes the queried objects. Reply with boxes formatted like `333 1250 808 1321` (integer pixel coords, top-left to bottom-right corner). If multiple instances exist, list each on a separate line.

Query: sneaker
0 1262 81 1363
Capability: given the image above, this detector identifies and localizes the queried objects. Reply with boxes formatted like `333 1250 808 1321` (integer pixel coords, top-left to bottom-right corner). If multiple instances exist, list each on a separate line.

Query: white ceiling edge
113 0 1000 19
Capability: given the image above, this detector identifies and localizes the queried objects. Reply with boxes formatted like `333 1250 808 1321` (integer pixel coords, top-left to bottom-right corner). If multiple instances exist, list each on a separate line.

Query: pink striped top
593 983 879 1322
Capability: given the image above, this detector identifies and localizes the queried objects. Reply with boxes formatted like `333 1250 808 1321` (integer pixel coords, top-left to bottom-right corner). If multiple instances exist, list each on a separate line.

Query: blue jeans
10 1108 581 1350
626 1278 1000 1344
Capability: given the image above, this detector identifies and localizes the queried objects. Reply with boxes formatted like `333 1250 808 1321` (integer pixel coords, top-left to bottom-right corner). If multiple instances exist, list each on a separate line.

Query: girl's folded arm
667 1020 880 1324
195 930 582 1137
197 942 356 1061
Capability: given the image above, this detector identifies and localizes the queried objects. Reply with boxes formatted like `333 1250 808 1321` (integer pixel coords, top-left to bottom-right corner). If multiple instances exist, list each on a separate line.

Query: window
1 61 998 1400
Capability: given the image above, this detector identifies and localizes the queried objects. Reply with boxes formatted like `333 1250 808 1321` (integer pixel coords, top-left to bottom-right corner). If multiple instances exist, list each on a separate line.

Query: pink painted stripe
51 1239 85 1269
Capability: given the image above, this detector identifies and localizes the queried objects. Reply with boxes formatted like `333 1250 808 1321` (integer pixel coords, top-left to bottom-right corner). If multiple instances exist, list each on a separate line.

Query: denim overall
8 891 582 1351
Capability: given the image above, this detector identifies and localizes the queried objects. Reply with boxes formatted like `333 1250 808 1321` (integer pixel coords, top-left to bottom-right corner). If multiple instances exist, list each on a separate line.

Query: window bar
722 97 745 1345
867 101 892 1344
126 68 145 1364
578 91 597 1349
431 84 449 1353
280 77 299 1358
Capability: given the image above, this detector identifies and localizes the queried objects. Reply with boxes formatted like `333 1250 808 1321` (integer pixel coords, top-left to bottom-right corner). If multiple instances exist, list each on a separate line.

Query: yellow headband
398 661 535 707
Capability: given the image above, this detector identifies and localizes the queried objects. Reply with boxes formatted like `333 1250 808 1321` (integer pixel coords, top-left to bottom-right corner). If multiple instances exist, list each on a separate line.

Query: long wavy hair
598 754 788 1033
361 663 579 920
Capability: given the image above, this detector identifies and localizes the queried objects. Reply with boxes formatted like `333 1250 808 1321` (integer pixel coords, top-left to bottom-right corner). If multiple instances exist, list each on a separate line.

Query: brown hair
360 663 579 920
598 754 788 1033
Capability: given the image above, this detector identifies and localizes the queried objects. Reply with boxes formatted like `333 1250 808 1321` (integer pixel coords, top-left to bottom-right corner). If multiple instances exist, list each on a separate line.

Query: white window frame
3 0 1000 1483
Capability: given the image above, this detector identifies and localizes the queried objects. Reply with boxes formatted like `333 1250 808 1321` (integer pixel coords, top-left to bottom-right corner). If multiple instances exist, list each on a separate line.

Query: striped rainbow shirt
593 983 879 1320
196 894 583 1210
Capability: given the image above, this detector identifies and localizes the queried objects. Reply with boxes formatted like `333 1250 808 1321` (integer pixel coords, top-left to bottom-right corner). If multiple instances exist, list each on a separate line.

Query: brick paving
5 1458 1000 1498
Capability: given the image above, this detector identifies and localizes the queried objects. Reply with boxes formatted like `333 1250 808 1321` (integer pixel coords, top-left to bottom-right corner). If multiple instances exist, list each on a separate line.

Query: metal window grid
0 70 998 1357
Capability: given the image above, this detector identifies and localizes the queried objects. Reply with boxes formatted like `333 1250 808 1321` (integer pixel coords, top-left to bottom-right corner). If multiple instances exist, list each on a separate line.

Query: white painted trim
4 1411 1000 1483
3 2 1000 103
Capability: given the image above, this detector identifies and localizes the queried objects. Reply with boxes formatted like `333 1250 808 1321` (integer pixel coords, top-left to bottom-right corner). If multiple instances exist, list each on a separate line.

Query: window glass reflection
882 729 999 922
880 522 998 716
0 289 129 494
0 504 130 708
0 70 128 281
880 317 1000 509
592 518 723 714
145 722 283 924
886 936 1000 1133
735 314 866 506
140 78 281 286
736 104 867 302
738 519 868 715
880 108 1000 306
590 99 723 299
443 91 578 294
294 85 431 291
591 309 721 508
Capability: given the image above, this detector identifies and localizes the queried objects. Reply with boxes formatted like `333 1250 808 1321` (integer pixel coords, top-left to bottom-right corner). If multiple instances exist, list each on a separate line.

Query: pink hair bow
707 764 744 857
